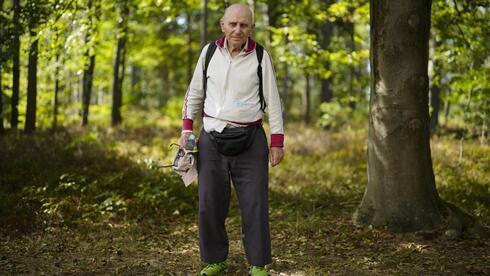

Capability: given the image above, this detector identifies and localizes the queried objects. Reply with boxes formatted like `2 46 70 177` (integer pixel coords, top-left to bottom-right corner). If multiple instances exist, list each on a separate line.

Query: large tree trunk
25 30 38 134
111 0 128 126
81 0 97 126
201 0 207 48
354 0 442 232
429 38 442 134
10 0 20 129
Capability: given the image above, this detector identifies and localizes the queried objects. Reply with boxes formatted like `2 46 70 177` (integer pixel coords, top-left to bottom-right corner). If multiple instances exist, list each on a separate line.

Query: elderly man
180 3 284 275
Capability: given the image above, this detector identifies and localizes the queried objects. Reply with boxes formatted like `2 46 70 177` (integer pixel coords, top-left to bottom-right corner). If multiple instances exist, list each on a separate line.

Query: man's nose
234 25 242 33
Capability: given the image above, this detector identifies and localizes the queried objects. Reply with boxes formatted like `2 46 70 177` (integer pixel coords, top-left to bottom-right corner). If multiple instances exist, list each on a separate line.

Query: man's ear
220 17 224 32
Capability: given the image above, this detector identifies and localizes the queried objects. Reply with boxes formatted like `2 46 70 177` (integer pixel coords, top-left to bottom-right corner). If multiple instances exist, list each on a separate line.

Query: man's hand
179 132 193 149
270 147 284 167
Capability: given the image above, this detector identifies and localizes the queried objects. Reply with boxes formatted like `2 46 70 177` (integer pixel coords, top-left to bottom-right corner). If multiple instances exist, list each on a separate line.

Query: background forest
0 0 488 274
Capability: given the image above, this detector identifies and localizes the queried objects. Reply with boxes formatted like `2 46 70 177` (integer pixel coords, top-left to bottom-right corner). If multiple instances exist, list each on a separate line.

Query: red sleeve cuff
182 119 193 131
270 134 284 147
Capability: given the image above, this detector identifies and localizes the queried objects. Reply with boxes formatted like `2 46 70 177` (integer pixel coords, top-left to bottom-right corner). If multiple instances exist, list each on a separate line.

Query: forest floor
1 112 489 275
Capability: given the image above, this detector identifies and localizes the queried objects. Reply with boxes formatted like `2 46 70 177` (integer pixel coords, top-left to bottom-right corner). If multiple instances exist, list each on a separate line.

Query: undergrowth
0 111 488 274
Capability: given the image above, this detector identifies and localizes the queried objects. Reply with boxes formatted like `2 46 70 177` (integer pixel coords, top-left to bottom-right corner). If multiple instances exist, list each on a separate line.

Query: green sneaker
249 266 268 276
199 262 227 276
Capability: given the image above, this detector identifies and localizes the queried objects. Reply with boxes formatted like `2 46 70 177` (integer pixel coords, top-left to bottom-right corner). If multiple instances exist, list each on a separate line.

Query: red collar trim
215 36 256 55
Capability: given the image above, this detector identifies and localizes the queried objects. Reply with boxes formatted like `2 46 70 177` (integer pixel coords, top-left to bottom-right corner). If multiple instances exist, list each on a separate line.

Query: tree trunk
0 66 3 135
320 0 333 103
25 30 38 134
346 17 358 109
201 0 207 48
0 0 4 134
10 0 20 129
111 0 128 126
282 57 288 123
82 0 97 126
82 53 96 126
247 0 255 13
429 39 442 134
354 0 442 232
187 11 193 84
303 73 311 124
53 53 60 130
266 3 279 47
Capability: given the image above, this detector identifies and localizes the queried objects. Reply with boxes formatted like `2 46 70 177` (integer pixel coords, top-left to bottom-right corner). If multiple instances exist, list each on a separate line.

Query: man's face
220 6 253 48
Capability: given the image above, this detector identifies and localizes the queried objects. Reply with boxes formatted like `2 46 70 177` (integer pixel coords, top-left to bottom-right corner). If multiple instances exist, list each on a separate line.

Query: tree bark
201 0 207 48
0 0 4 134
429 39 442 134
0 67 3 135
10 0 20 129
303 73 311 124
187 11 193 84
25 30 39 134
53 53 60 130
354 0 443 232
82 54 96 126
82 0 97 126
111 0 128 126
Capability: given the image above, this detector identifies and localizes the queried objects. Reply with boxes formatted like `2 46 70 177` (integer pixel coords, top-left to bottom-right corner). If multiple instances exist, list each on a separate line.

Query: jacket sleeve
182 44 209 131
261 49 285 147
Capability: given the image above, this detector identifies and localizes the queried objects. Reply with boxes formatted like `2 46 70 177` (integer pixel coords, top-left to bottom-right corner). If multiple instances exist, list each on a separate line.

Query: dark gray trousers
197 126 272 266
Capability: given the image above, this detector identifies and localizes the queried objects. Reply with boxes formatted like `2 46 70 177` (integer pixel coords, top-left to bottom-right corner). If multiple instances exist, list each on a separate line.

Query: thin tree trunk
320 20 333 102
187 12 193 84
11 0 20 129
201 0 208 48
111 0 128 126
159 65 168 108
111 39 126 126
131 65 139 95
444 101 450 125
354 0 442 232
0 0 4 134
266 3 278 47
247 0 255 13
53 53 60 130
320 0 333 103
346 18 357 109
304 73 311 124
82 0 96 126
0 67 3 134
82 54 96 126
25 30 39 134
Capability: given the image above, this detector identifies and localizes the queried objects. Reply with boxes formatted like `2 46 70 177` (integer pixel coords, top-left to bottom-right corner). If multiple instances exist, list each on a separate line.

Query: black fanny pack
208 125 259 156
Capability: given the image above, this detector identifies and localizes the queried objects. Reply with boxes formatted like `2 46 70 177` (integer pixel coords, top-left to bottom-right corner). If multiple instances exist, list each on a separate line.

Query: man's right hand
179 131 193 149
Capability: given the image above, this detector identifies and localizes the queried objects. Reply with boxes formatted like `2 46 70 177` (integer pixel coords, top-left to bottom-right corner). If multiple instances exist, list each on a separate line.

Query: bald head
220 3 254 52
223 3 254 26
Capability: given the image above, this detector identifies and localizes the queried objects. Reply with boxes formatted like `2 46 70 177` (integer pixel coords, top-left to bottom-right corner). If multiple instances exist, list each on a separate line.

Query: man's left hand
270 147 284 167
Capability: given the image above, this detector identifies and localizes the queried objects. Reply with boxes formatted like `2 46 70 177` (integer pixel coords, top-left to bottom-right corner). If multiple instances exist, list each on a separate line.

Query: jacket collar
215 36 256 56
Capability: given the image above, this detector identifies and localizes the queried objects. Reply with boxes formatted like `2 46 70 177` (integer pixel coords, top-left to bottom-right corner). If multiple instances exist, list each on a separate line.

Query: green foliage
317 101 367 129
432 0 489 132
